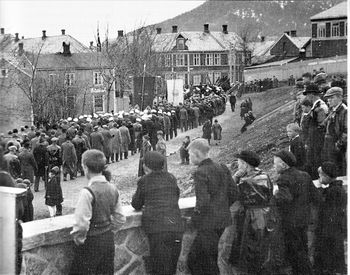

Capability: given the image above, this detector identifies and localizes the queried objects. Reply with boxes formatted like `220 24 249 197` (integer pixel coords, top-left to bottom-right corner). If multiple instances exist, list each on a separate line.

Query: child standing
179 136 190 164
45 166 63 217
202 119 212 145
212 119 222 145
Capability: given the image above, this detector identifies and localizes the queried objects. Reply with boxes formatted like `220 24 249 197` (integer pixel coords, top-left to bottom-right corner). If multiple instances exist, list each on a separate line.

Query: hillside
154 0 344 38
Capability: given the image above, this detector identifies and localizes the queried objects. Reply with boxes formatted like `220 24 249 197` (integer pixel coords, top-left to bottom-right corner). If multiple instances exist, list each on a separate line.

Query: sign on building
167 79 184 106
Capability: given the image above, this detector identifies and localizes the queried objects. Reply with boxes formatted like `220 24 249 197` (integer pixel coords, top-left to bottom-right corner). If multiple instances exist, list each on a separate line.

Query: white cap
108 117 114 121
87 118 92 122
151 109 156 113
136 118 142 122
135 109 140 114
130 110 134 114
79 115 84 120
73 118 78 122
67 117 72 121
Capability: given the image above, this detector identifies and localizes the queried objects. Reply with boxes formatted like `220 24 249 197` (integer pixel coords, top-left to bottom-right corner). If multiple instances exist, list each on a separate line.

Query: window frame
213 72 221 83
177 38 185 50
165 54 172 67
193 75 201 85
317 22 326 38
64 73 75 86
93 71 103 86
331 22 340 37
175 54 185 67
93 94 104 113
193 53 200 66
213 53 221 66
205 53 213 66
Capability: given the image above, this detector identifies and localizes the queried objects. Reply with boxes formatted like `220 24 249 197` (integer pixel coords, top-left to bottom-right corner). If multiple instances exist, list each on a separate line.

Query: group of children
15 166 63 219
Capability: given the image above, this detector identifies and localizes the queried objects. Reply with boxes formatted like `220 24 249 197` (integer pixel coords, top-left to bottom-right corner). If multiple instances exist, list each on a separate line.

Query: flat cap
143 151 164 171
51 137 59 142
234 150 260 167
273 150 296 167
320 161 337 178
303 83 320 95
324 87 343 98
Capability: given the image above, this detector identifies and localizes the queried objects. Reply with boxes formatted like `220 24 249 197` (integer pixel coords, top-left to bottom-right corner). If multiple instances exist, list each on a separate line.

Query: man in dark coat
101 126 113 163
61 137 77 181
187 138 237 275
229 93 236 112
287 123 306 171
132 151 184 275
72 131 87 177
33 139 49 191
271 150 322 275
170 110 178 139
90 126 104 152
322 87 347 176
179 104 188 132
314 162 346 275
18 142 37 183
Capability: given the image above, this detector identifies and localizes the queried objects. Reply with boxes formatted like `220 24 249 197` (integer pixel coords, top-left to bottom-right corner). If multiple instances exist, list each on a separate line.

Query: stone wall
20 197 235 275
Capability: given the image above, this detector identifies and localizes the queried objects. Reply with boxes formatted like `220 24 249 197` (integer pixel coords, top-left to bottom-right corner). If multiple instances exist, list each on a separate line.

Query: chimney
0 28 4 35
118 30 124 37
172 25 178 33
222 24 228 34
18 43 24 56
290 30 297 37
284 31 290 36
42 30 47 40
62 42 71 56
15 33 19 42
61 29 65 35
204 24 209 33
261 36 265 42
156 27 162 34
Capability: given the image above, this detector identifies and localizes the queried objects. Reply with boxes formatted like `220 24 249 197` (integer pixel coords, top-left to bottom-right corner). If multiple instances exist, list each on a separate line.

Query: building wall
270 35 300 57
0 62 32 133
244 55 347 81
311 38 347 57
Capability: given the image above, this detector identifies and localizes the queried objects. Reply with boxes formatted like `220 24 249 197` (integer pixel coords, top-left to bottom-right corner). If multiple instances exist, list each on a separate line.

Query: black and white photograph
0 0 347 274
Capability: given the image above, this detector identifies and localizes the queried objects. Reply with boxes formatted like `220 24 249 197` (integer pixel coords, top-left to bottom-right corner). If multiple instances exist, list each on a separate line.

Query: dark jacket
33 144 49 177
90 131 104 152
45 174 63 206
131 170 184 234
272 167 322 227
191 158 237 230
290 135 306 170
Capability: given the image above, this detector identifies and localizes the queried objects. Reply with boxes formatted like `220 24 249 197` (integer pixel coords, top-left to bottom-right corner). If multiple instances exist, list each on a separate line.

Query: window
207 73 214 84
205 54 213 66
213 72 221 83
214 54 221 65
175 54 185 66
94 94 104 113
65 73 75 86
193 54 200 66
49 74 57 87
193 75 201 85
332 22 340 37
318 22 326 38
177 38 185 50
0 69 8 78
93 72 103 85
165 54 171 67
164 73 172 80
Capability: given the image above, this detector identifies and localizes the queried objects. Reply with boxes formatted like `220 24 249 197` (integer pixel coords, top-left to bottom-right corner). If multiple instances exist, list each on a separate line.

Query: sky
0 0 205 46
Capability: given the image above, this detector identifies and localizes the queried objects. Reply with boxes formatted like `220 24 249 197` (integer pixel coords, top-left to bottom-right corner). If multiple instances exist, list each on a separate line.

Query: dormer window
177 37 185 50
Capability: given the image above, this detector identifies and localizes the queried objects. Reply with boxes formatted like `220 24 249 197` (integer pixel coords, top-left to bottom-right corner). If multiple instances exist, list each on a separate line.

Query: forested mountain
154 0 345 39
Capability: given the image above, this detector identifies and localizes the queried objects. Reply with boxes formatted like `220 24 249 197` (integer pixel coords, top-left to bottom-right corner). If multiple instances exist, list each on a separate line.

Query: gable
270 35 299 56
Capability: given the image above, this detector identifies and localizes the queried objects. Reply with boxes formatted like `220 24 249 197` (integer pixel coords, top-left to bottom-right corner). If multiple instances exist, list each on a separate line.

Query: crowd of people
244 76 280 93
0 70 347 275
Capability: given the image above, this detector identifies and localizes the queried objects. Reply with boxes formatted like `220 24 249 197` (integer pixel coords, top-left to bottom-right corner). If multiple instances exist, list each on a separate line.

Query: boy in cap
272 150 322 275
132 151 184 275
286 123 306 171
322 87 347 176
70 149 125 275
314 162 346 275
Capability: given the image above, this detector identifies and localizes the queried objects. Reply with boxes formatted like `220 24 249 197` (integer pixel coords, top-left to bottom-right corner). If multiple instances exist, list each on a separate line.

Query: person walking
138 135 152 177
90 126 104 152
132 151 184 275
69 150 125 275
187 138 237 275
72 131 88 177
179 104 188 132
202 119 212 145
119 122 131 160
101 125 113 163
61 137 77 181
156 130 167 172
229 93 236 112
18 142 37 183
271 150 322 275
211 119 222 145
33 138 49 192
47 137 62 171
110 123 122 162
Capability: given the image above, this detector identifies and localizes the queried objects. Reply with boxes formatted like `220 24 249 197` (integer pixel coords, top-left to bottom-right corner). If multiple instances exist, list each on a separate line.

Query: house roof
245 57 299 70
289 36 311 49
115 30 242 52
2 34 91 54
35 52 110 70
310 1 347 20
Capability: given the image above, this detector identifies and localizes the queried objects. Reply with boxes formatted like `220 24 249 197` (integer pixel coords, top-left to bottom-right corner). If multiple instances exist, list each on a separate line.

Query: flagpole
141 63 146 109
